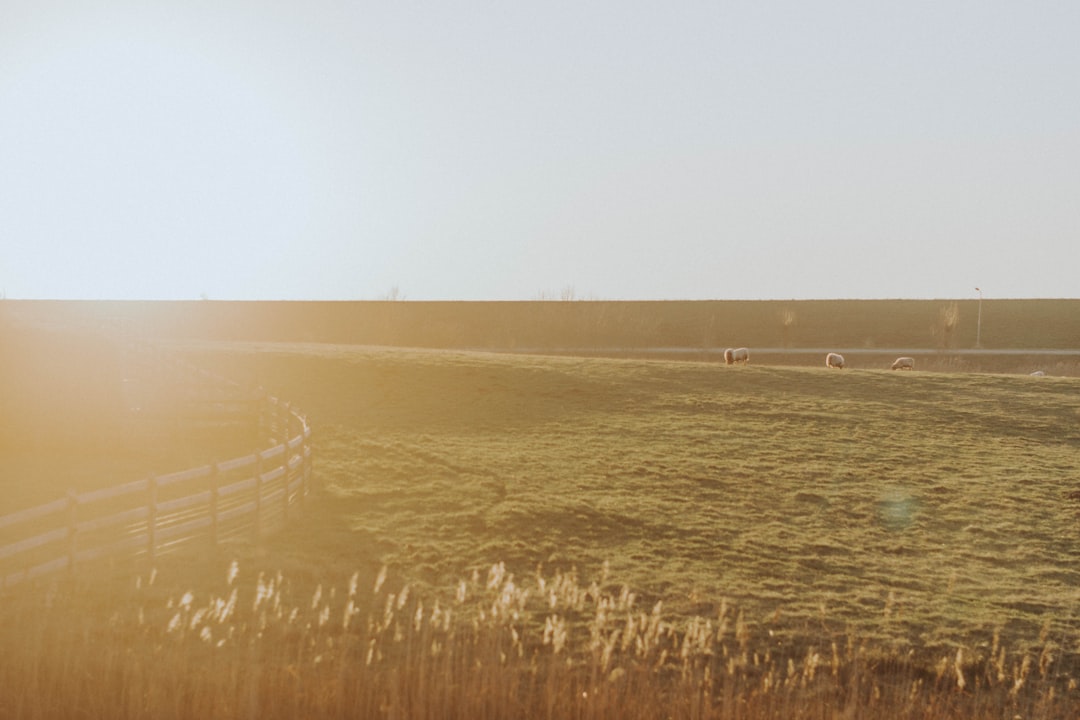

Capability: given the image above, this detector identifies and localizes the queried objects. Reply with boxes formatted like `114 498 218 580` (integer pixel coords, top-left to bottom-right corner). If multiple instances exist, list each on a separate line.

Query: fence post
279 401 290 444
256 389 268 444
147 476 157 564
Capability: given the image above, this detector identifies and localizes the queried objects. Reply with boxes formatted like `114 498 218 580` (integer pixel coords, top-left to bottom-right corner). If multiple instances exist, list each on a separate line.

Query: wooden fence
0 346 314 589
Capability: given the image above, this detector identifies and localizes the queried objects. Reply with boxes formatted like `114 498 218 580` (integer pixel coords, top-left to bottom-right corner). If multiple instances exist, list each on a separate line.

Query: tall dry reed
0 560 1076 719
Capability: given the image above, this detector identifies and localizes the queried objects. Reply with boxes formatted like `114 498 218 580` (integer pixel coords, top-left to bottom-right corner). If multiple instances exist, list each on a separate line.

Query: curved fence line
0 343 314 590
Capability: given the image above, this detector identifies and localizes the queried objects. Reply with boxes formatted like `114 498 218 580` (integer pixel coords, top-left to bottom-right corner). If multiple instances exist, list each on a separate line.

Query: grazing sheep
1030 370 1046 377
891 356 915 371
724 347 750 365
825 352 845 369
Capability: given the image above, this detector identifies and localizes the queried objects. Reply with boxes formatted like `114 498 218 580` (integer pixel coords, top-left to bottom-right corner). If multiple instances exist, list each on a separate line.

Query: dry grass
1 559 1077 719
4 311 1080 717
174 346 1080 663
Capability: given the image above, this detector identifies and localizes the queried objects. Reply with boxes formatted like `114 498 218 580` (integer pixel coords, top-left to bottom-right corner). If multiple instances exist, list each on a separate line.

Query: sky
1 1 1078 301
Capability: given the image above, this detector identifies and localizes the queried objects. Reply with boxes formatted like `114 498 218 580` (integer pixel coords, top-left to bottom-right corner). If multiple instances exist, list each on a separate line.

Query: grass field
4 305 1080 717
171 342 1080 663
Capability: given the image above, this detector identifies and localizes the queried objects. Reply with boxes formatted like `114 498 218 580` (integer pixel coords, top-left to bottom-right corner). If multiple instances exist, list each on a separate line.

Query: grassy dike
6 297 1080 351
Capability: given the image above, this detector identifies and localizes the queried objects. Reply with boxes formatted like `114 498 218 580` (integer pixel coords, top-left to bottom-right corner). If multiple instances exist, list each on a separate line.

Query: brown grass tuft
1 562 1077 719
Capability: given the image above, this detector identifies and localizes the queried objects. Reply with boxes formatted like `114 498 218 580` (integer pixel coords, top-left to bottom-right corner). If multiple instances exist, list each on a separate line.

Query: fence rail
1 341 314 590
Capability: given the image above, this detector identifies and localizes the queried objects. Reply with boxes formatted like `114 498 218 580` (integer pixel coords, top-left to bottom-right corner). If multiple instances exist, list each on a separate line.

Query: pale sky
2 1 1078 301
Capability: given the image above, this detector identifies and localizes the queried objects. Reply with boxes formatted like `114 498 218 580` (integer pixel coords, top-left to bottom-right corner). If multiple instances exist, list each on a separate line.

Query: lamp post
975 287 982 348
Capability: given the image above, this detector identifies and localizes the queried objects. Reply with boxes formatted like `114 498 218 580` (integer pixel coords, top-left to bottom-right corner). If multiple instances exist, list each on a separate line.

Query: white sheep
724 347 750 365
891 356 915 371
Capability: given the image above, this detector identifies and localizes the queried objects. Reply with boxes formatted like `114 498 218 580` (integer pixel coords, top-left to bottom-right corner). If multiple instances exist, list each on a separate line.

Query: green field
172 341 1080 666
